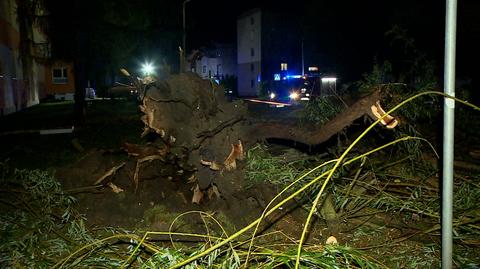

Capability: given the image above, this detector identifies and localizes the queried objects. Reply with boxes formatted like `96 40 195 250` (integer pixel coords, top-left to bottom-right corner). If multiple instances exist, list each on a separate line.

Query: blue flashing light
285 74 302 80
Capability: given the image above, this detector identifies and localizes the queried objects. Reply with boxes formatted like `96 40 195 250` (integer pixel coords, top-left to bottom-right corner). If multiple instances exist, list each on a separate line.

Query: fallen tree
120 71 386 205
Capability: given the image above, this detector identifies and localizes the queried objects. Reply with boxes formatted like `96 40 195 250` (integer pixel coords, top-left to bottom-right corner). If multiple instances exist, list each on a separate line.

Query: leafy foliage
0 169 91 268
245 144 327 188
299 96 345 126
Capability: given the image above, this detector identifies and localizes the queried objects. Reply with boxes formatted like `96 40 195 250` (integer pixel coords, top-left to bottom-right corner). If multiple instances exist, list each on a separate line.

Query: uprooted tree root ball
119 72 387 206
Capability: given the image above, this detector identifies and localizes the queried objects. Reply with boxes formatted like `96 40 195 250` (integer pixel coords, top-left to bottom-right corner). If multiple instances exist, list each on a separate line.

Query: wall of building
0 0 49 115
194 45 236 81
44 61 75 96
237 9 262 96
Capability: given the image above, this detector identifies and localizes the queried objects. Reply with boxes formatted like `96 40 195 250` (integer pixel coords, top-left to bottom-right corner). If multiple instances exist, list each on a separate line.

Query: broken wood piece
326 235 338 245
107 182 124 193
192 184 203 204
93 162 126 185
200 159 222 171
187 174 196 184
224 140 244 171
207 185 221 200
370 100 399 129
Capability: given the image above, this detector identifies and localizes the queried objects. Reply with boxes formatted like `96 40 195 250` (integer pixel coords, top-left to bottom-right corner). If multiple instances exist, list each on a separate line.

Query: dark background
47 0 479 87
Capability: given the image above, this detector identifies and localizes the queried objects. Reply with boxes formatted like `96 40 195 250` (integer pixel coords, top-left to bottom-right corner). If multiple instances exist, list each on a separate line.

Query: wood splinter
370 100 399 129
94 162 126 185
224 139 244 171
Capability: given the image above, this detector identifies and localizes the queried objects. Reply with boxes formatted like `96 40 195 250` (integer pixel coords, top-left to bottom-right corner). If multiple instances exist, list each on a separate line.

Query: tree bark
250 89 382 145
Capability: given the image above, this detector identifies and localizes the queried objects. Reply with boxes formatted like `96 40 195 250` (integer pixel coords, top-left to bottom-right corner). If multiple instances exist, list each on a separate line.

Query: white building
193 44 236 81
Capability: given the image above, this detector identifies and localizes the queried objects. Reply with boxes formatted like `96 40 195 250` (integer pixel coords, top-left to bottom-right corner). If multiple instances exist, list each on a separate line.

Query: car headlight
289 92 299 100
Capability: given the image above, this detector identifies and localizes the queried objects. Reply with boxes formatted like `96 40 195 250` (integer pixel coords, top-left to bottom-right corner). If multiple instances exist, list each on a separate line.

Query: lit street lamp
141 62 154 76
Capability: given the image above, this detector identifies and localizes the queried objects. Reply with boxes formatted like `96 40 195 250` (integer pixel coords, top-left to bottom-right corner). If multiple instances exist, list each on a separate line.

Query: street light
141 62 154 76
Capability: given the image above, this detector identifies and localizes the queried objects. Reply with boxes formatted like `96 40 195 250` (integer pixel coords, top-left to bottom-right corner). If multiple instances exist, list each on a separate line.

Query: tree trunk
249 89 381 145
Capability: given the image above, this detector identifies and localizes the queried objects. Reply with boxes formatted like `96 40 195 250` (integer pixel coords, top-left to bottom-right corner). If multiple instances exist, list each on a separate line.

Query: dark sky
47 0 479 83
187 0 478 80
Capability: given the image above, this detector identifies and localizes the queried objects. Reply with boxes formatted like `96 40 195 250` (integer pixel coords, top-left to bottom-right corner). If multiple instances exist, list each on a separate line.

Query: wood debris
107 182 124 193
224 140 244 171
325 235 338 245
207 184 221 200
200 159 222 171
94 162 126 185
187 174 196 184
370 101 399 129
192 184 204 204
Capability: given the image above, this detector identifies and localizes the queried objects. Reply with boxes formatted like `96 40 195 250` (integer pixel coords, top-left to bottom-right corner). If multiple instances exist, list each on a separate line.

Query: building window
217 64 222 75
280 63 288 71
250 63 254 72
251 79 254 89
250 17 254 25
52 67 68 84
202 65 206 73
250 48 254 57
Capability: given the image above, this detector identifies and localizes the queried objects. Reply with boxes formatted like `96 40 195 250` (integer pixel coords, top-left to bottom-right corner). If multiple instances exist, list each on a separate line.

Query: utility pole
182 0 191 73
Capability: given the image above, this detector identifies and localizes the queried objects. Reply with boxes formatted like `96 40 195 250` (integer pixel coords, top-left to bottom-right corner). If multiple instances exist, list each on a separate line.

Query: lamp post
182 0 191 57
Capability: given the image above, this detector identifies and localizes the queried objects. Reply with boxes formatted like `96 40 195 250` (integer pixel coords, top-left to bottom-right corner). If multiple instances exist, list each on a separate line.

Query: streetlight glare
142 62 154 75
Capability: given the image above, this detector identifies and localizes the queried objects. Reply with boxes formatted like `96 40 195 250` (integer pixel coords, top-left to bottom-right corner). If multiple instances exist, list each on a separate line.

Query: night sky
47 0 479 84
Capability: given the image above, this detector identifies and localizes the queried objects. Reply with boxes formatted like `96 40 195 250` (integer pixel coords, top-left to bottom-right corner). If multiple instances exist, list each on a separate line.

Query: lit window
202 65 206 73
280 63 288 71
52 67 68 84
250 48 254 57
